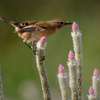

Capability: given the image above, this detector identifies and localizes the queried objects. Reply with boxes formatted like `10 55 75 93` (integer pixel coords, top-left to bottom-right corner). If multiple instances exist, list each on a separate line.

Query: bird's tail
0 17 21 28
0 17 16 27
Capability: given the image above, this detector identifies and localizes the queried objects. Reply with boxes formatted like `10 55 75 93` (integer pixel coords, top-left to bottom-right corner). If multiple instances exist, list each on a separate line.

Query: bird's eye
59 22 63 25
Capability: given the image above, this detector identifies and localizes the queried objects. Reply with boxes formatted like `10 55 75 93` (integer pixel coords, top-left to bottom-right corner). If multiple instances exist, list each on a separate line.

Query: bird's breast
17 28 57 42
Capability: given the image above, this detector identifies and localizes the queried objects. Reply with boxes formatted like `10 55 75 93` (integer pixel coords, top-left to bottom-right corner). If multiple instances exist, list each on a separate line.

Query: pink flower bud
93 69 99 77
58 64 65 73
68 50 75 61
39 36 46 44
89 87 94 95
72 22 79 32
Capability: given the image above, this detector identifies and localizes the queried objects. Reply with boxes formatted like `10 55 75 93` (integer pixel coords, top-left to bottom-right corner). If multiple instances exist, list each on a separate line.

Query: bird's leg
24 42 36 55
31 41 36 49
31 41 37 53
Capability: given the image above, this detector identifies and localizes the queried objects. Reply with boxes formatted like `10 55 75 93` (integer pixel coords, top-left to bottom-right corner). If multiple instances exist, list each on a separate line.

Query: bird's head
51 18 72 30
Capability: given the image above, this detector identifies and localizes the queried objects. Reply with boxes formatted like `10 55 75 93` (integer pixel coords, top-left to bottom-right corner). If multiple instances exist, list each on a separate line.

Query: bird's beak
65 22 72 25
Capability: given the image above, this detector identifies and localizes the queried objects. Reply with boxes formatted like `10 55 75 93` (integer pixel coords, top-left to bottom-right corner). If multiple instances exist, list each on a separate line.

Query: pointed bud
93 69 99 77
72 22 79 32
58 64 65 73
36 36 47 49
89 87 94 95
39 36 46 44
68 50 75 61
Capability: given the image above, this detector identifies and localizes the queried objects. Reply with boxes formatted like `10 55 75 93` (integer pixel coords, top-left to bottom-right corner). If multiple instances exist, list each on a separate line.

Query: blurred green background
0 0 100 100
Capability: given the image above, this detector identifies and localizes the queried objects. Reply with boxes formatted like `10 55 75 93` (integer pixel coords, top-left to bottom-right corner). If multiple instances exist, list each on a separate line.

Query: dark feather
0 17 12 24
17 27 41 32
20 21 38 26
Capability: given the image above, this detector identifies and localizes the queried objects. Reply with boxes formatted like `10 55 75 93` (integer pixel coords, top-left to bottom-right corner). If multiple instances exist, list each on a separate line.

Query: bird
0 17 72 53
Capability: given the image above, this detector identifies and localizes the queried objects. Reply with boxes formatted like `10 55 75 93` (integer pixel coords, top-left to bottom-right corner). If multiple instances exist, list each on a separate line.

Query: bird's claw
32 47 37 55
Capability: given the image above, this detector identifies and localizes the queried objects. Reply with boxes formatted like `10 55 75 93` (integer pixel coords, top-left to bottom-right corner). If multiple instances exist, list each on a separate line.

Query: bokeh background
0 0 100 100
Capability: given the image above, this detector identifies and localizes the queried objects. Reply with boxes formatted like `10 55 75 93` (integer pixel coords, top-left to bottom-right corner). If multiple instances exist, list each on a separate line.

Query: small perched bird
0 17 72 51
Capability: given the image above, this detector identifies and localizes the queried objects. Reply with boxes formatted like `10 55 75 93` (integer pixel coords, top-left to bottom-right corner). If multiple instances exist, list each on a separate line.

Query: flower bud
58 64 65 73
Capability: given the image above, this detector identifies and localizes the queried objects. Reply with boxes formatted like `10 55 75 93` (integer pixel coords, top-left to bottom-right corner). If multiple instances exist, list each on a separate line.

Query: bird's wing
17 27 38 32
17 22 50 32
34 22 50 29
19 21 38 26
